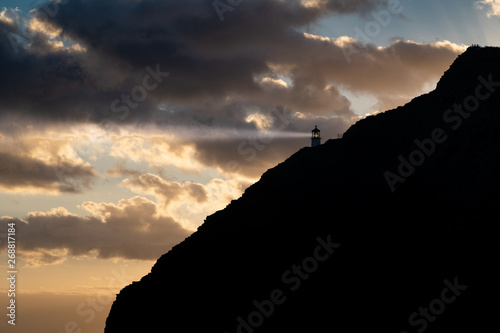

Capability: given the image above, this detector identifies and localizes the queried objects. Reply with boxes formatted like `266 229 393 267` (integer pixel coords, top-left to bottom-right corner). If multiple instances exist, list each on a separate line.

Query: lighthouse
311 126 321 147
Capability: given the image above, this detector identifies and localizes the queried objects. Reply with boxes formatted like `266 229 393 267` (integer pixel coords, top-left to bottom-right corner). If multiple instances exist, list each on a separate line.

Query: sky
0 0 499 332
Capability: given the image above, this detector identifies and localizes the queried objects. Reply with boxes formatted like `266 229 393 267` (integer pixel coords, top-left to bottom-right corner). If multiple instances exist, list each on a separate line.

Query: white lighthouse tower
311 126 321 147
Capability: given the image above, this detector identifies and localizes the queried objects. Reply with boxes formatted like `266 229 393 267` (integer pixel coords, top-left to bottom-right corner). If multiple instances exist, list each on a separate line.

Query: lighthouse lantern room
311 126 321 147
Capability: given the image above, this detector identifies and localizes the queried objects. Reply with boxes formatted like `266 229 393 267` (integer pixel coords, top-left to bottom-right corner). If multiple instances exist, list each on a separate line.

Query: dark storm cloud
0 12 158 123
47 0 390 116
1 18 87 120
0 0 391 125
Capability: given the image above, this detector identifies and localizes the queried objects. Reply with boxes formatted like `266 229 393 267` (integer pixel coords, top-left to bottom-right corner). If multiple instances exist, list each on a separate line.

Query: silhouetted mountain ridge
105 46 500 333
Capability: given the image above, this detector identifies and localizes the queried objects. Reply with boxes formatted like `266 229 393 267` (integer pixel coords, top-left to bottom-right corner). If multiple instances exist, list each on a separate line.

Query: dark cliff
105 46 500 332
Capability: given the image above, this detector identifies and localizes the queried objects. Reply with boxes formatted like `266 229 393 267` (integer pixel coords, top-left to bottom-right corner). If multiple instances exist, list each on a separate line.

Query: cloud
106 162 142 178
0 7 19 27
0 8 154 124
122 173 250 229
476 0 500 17
0 197 192 265
0 135 97 194
123 173 209 206
109 135 206 174
101 111 350 181
20 248 69 266
0 167 247 265
0 0 461 133
0 151 95 194
299 37 466 108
